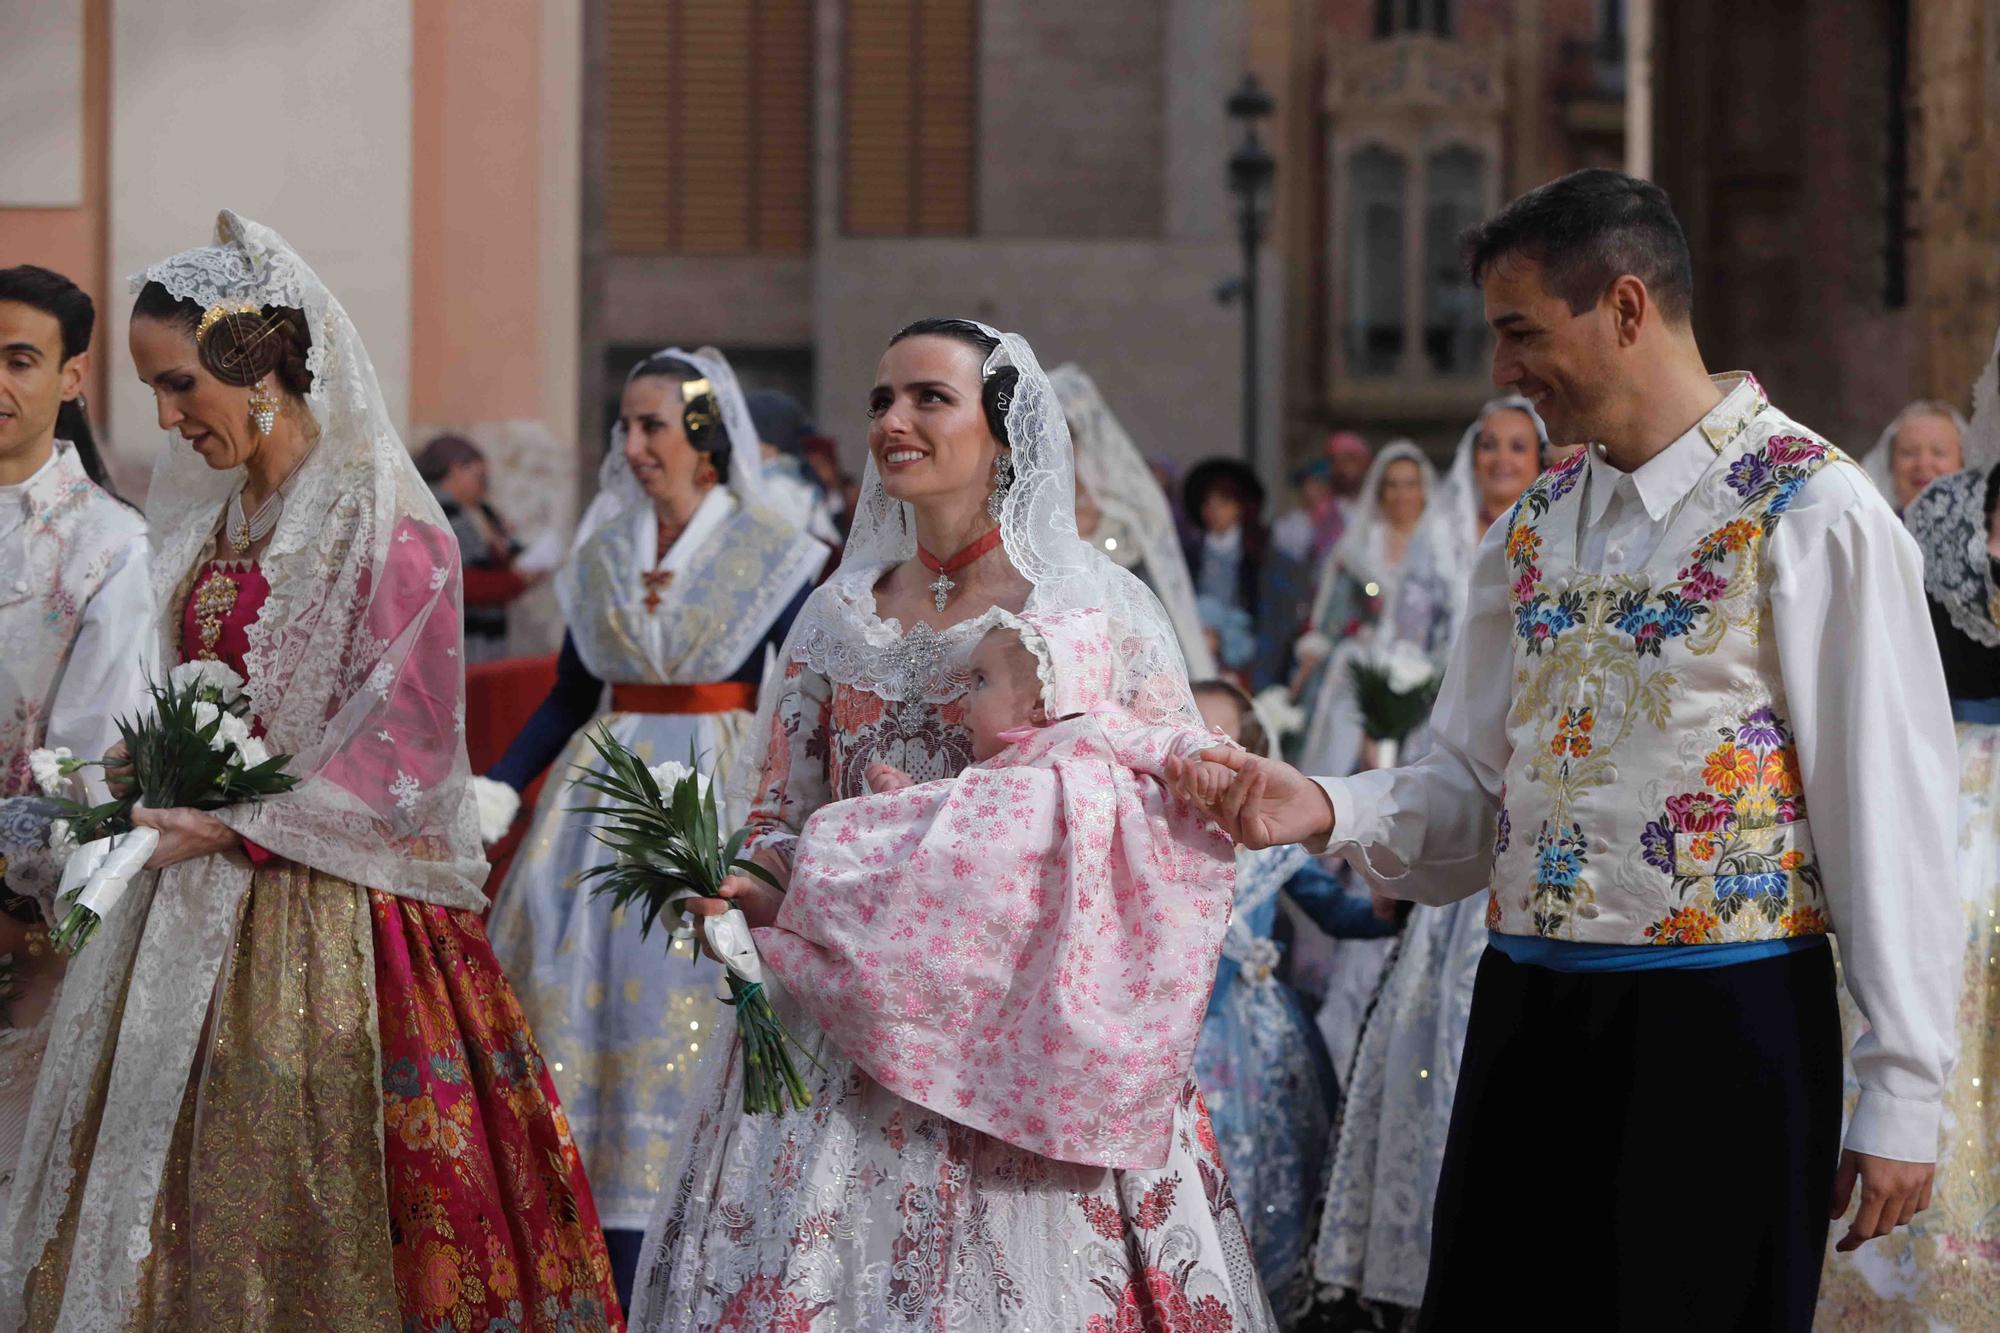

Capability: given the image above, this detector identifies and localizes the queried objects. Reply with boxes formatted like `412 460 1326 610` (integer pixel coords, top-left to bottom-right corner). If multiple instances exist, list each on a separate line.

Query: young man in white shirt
1172 169 1958 1330
0 265 155 1185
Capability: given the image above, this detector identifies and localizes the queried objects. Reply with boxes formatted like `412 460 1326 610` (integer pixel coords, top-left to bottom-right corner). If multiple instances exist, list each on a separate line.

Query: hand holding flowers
569 726 812 1114
31 660 296 953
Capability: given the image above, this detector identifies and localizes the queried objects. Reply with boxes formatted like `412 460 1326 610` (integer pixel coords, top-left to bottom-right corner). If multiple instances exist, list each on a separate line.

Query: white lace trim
1911 466 2000 649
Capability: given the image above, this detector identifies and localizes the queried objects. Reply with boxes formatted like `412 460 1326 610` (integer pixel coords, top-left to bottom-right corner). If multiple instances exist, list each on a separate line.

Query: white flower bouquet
34 660 296 953
568 726 812 1115
1347 639 1442 767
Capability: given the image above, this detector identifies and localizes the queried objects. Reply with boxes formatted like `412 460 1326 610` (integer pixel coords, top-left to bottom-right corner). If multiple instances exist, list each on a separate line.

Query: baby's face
965 630 1044 760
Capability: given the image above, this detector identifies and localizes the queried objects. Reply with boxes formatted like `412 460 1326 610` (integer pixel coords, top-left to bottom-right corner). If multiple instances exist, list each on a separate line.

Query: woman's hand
130 806 237 869
686 846 791 957
103 740 136 800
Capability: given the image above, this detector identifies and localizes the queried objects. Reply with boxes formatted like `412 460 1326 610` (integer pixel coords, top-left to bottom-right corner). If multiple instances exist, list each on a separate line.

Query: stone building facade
1652 0 2000 452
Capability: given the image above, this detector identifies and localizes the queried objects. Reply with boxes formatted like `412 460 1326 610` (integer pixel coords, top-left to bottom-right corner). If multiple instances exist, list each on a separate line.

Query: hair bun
198 307 288 387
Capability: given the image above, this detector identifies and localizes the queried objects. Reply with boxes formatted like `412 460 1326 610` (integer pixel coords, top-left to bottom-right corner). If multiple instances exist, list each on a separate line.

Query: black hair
415 432 483 485
1461 168 1695 324
131 279 315 396
627 352 731 484
0 264 122 496
1190 679 1268 758
888 316 1017 447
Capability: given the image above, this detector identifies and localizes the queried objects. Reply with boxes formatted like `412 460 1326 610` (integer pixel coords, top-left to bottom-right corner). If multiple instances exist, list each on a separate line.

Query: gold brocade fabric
30 865 399 1330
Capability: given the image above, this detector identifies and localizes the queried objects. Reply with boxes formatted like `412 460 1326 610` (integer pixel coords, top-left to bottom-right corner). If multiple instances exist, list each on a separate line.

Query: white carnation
1374 640 1438 696
215 712 252 750
191 701 226 750
48 819 76 855
28 747 74 798
235 734 272 769
169 659 246 704
647 760 713 805
1253 685 1307 739
472 775 522 844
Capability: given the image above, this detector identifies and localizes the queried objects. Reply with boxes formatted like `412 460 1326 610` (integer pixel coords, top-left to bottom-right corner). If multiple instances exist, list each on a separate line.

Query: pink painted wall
0 0 109 413
411 0 544 424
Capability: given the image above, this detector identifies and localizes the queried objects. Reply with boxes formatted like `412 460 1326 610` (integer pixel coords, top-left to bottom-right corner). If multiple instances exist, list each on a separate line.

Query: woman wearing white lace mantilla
1858 398 1965 515
0 213 620 1330
1293 440 1437 780
1308 395 1544 1317
1817 330 2000 1331
479 347 826 1305
628 318 1274 1331
1052 362 1218 678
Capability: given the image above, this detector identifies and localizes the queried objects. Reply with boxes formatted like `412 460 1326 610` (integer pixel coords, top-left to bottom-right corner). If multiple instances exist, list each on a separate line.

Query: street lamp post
1225 73 1276 466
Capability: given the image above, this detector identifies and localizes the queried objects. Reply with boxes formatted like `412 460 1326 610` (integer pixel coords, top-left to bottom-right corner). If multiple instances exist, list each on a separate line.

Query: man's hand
1165 747 1335 850
1830 1150 1935 1252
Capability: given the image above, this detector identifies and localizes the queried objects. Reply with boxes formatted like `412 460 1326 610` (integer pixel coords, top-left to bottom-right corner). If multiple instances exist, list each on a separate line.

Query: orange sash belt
610 682 759 715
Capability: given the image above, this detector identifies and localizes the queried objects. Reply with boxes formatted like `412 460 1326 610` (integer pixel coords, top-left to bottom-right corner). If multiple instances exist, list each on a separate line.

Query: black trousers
1416 943 1843 1333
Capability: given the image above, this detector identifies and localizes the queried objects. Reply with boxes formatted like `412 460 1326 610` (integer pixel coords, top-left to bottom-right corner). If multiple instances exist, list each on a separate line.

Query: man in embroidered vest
1172 170 1960 1329
0 265 155 1187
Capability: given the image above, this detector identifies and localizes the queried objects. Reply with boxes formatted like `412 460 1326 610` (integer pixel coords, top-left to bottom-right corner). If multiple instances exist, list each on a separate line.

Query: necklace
228 436 317 555
642 510 690 614
916 526 1004 613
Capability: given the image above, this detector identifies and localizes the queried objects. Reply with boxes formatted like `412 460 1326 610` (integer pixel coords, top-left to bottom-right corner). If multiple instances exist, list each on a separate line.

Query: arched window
1346 145 1408 376
1422 145 1486 376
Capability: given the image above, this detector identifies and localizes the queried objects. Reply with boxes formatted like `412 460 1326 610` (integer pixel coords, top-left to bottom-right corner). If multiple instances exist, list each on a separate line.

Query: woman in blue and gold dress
481 347 826 1306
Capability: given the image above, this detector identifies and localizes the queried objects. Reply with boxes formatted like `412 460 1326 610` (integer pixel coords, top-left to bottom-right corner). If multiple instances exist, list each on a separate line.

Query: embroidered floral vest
1488 379 1844 946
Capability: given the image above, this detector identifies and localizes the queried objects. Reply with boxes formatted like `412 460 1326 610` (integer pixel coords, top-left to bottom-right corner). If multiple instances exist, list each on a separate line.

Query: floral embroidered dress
633 614 1270 1332
486 355 825 1243
1193 845 1394 1323
630 327 1275 1333
0 212 620 1333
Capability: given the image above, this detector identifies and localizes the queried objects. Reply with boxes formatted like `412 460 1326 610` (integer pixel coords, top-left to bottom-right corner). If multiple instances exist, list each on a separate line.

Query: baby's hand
1184 759 1238 806
866 761 914 794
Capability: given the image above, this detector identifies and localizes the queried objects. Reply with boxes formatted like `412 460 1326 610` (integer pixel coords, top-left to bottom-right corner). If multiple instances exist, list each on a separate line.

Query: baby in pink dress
754 610 1239 1170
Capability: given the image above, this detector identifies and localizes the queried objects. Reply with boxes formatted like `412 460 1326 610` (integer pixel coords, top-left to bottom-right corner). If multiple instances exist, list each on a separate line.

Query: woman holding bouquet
0 213 620 1330
1310 396 1545 1321
480 345 825 1303
628 319 1275 1331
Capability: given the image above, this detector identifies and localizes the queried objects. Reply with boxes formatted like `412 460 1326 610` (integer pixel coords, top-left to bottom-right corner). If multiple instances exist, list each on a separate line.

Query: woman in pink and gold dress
0 213 620 1332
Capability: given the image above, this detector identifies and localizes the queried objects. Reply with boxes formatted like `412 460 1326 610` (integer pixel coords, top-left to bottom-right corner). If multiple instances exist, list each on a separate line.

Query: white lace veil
1311 438 1437 620
0 211 485 1324
1860 399 1970 506
572 345 767 553
732 325 1200 802
1051 363 1218 678
1386 395 1547 657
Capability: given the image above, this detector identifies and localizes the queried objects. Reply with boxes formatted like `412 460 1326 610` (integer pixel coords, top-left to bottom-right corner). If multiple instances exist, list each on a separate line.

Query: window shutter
842 0 977 236
605 0 814 255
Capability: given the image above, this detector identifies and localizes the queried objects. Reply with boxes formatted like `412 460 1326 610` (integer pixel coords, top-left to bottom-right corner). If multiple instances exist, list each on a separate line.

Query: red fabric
463 565 530 607
371 895 623 1330
240 837 273 868
463 655 559 904
180 562 271 668
608 681 759 714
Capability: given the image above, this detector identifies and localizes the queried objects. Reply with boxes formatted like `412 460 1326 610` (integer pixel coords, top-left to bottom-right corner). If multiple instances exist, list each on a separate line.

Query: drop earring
248 380 278 436
988 451 1014 522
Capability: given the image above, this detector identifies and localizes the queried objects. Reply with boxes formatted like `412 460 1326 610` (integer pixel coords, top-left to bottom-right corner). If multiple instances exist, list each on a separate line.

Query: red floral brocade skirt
373 893 624 1331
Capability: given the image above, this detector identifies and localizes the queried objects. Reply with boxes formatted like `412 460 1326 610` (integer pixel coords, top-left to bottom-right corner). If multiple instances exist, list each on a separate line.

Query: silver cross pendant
929 569 954 613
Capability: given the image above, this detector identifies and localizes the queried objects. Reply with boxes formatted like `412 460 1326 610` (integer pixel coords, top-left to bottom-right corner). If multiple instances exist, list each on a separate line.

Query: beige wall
107 0 415 471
